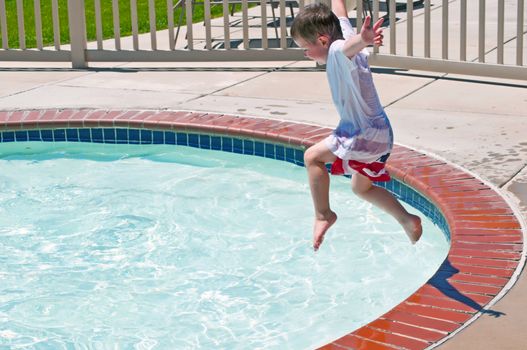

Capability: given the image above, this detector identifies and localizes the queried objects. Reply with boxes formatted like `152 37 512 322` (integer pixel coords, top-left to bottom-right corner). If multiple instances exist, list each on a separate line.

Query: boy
291 0 422 251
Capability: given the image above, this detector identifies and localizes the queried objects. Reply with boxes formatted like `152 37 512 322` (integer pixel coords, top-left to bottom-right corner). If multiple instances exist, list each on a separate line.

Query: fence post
68 0 87 68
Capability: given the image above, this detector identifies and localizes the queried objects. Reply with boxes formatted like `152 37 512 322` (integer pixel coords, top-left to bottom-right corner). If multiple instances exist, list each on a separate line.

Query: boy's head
291 3 343 64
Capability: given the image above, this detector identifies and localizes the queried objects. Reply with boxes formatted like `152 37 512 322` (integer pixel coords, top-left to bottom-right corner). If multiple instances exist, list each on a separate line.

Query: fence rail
0 0 525 80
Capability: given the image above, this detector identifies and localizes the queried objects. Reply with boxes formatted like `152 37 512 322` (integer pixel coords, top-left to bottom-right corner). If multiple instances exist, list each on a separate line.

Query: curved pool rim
0 109 524 350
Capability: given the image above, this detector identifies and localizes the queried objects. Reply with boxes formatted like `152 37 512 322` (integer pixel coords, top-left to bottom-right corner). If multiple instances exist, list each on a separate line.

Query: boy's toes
313 235 325 251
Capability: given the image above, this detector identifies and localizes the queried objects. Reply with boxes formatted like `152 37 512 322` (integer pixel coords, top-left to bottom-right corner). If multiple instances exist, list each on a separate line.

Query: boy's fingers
363 15 371 28
374 34 384 45
373 17 384 31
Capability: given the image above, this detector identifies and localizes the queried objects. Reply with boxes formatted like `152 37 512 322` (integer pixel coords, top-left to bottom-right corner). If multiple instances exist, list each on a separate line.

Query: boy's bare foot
402 214 422 244
313 211 337 251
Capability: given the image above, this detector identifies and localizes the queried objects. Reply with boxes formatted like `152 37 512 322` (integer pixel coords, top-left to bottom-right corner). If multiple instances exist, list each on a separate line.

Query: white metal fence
0 0 525 80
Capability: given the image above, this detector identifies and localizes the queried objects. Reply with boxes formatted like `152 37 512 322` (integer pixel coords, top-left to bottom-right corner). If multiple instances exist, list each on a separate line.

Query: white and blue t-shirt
324 17 393 164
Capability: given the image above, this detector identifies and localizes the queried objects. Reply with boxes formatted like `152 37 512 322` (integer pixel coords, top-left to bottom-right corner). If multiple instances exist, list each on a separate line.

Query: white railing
364 0 527 80
0 0 525 80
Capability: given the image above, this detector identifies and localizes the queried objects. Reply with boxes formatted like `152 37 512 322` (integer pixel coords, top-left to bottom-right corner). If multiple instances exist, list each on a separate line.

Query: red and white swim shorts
330 153 391 182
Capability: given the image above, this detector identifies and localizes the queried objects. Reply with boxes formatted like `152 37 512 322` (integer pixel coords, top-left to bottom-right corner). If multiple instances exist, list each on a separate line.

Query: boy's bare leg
304 141 338 251
351 172 423 243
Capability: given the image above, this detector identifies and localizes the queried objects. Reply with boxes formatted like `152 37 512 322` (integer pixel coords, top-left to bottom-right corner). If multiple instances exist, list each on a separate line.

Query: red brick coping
0 109 524 350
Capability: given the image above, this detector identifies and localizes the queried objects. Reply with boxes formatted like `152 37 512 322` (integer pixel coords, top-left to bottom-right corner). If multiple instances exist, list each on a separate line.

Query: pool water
0 142 449 349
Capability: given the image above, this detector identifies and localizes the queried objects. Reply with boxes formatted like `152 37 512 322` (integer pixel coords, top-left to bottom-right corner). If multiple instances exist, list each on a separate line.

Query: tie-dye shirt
324 17 393 164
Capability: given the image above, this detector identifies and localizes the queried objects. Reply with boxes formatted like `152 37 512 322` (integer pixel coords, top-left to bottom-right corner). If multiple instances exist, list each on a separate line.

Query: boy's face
294 35 330 65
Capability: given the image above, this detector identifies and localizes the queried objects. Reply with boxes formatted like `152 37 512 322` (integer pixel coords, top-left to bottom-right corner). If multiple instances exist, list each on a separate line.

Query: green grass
0 0 244 49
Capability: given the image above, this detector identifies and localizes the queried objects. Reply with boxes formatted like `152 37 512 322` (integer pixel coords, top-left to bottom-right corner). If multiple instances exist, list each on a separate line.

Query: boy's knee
351 182 362 196
351 180 371 197
304 142 334 166
303 147 317 165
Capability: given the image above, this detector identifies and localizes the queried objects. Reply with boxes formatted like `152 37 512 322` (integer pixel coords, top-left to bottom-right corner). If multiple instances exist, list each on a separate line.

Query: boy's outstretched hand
360 16 384 47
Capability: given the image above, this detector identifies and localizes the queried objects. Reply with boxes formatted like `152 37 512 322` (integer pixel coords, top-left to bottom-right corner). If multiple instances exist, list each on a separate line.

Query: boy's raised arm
331 0 348 18
330 0 385 58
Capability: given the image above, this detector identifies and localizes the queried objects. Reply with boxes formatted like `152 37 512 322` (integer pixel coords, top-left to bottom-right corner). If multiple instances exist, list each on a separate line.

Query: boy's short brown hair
291 3 343 44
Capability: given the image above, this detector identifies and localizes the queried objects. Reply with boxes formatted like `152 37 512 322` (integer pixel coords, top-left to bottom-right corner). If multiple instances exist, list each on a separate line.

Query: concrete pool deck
0 59 526 349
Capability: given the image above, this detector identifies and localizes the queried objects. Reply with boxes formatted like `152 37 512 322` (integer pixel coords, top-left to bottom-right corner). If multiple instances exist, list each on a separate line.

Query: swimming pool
0 109 523 350
0 142 448 349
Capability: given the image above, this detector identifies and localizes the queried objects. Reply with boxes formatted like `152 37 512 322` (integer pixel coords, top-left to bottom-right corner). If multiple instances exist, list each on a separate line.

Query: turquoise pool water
0 142 449 349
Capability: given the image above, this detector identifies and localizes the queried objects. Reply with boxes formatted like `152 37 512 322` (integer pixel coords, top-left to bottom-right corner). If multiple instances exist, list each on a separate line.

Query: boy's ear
318 35 330 48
